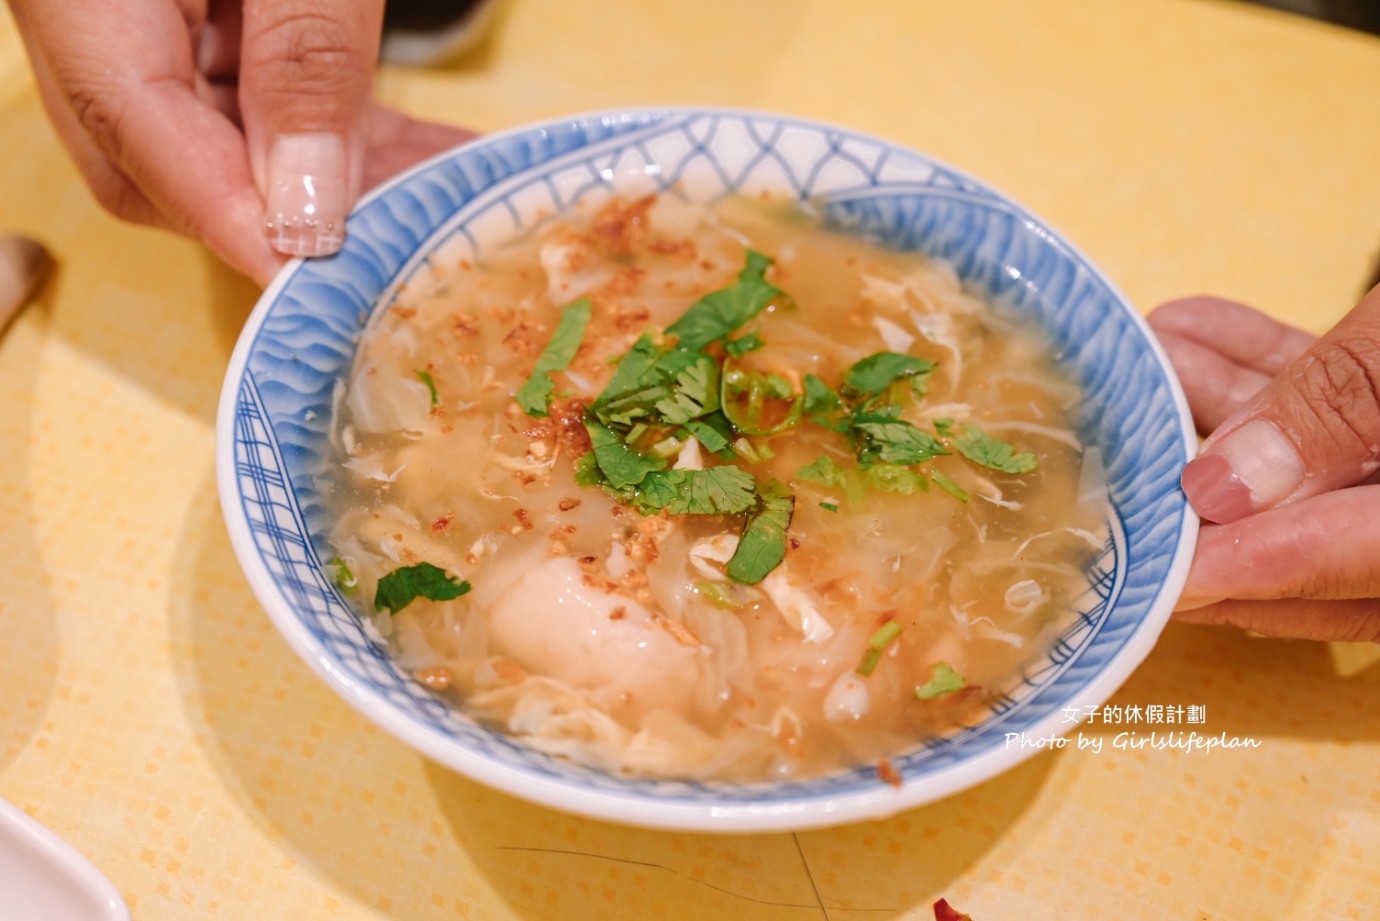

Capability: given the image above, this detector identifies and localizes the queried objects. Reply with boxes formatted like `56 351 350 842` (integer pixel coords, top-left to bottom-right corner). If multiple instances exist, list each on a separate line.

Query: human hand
6 0 478 286
1148 288 1380 642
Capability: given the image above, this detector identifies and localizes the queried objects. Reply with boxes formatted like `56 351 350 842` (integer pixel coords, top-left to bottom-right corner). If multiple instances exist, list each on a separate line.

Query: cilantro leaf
634 466 758 515
854 413 948 466
592 331 664 423
516 298 592 416
573 450 605 487
599 331 664 399
585 418 666 488
665 250 782 350
726 483 794 584
573 447 646 505
681 411 735 456
865 464 927 494
803 374 841 415
802 374 852 433
915 662 967 699
797 454 846 488
843 352 936 395
652 351 719 424
949 422 1038 474
374 562 471 614
593 337 722 434
634 473 680 510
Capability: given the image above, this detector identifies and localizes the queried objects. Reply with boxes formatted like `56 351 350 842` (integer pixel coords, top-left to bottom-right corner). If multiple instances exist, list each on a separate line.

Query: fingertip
244 249 289 289
238 2 383 190
204 193 290 288
1174 598 1380 643
238 3 386 260
263 133 349 258
1172 593 1225 615
214 237 286 289
1181 454 1254 524
1147 295 1248 330
1182 421 1305 522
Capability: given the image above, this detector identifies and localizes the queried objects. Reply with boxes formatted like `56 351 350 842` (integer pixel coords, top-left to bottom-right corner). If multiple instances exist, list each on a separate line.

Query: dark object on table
1367 236 1380 294
1243 0 1380 35
381 0 500 65
0 235 54 333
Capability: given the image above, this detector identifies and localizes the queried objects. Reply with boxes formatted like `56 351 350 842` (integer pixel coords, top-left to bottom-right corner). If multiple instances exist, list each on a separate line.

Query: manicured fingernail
1181 420 1303 523
263 132 347 257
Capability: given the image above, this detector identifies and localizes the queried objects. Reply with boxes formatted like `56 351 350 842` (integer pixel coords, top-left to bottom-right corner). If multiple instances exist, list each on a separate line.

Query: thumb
239 0 384 258
1181 283 1380 523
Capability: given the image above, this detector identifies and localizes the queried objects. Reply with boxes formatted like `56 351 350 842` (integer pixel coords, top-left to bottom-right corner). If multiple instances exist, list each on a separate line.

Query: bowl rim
216 104 1199 832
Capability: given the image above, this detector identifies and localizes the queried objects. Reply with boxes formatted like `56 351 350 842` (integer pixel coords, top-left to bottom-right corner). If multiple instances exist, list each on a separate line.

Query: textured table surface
1 1 1378 918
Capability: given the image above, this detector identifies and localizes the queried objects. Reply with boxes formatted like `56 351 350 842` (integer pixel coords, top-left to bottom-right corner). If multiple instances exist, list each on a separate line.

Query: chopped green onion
915 662 967 699
721 357 803 436
930 467 970 503
696 580 742 609
651 435 685 458
857 648 884 677
868 620 904 649
725 332 765 357
326 557 357 592
856 620 904 676
819 500 839 512
415 369 439 406
732 437 762 464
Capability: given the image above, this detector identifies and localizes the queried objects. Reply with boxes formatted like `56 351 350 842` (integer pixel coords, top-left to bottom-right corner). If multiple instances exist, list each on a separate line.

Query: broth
324 193 1107 782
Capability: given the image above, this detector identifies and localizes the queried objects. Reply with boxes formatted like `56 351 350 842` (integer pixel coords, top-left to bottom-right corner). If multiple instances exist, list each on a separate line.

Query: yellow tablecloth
3 1 1379 917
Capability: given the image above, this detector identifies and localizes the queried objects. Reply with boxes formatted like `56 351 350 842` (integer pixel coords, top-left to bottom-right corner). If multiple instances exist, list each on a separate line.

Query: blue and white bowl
216 108 1198 832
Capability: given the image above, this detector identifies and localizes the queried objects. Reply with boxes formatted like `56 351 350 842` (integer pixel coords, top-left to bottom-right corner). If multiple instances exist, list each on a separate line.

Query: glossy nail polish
1180 420 1304 523
263 133 347 257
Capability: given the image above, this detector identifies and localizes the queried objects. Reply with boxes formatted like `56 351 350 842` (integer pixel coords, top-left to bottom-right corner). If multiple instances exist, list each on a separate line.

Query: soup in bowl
216 108 1197 831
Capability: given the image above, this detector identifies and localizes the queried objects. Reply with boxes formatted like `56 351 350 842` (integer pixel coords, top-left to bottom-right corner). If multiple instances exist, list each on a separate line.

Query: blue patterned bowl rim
216 106 1199 832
